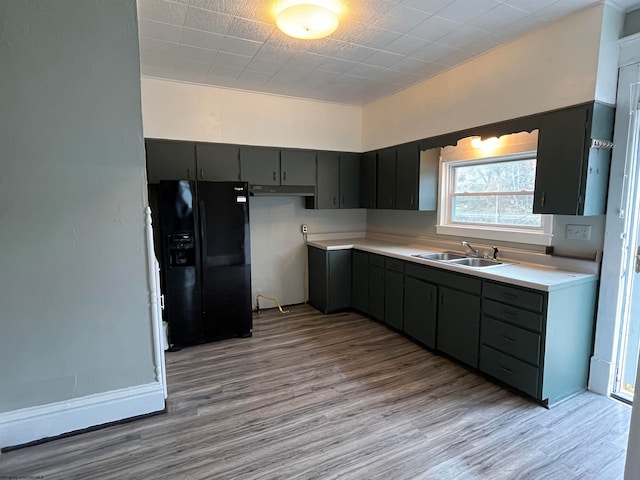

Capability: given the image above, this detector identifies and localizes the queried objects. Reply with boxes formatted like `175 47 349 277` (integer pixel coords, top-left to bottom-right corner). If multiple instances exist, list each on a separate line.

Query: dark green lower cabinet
351 250 369 314
369 265 385 321
404 276 437 349
385 270 404 330
437 286 481 368
479 345 539 398
309 246 595 406
308 246 351 313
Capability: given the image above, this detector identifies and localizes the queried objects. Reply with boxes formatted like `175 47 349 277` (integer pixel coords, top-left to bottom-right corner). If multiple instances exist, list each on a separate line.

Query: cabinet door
307 246 328 313
369 265 385 321
240 146 280 185
360 151 377 209
146 139 196 184
437 286 480 368
377 148 397 209
316 151 340 209
404 277 437 348
340 152 361 209
385 270 404 330
195 143 240 181
280 149 316 186
534 105 589 215
328 250 352 311
395 143 419 210
352 250 369 314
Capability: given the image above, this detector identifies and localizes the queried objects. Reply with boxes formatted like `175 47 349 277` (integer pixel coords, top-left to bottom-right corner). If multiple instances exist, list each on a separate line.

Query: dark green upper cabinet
195 143 240 181
534 102 614 216
340 152 360 208
395 143 420 210
360 151 377 209
372 143 438 211
145 139 196 184
377 147 397 209
280 149 316 186
240 146 280 185
316 151 340 209
312 151 361 209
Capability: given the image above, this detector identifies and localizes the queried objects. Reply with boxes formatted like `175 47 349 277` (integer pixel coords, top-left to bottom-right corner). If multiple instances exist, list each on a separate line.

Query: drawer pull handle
502 336 516 344
500 366 513 375
503 292 518 299
504 310 516 318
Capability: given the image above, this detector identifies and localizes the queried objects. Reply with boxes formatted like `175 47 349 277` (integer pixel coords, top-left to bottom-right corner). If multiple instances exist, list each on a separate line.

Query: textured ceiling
137 0 640 105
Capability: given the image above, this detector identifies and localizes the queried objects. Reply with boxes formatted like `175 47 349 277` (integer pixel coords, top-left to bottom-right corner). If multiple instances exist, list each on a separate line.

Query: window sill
435 224 553 246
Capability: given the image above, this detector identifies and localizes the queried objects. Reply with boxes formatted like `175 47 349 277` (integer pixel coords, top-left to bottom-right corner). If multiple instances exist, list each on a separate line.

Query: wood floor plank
0 305 632 480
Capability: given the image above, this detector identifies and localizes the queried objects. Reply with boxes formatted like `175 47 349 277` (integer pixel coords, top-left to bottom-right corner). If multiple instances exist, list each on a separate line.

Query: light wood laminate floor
0 305 632 479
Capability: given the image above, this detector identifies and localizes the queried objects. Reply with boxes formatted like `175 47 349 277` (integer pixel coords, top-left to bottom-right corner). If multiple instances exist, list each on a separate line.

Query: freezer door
158 180 204 347
198 182 252 338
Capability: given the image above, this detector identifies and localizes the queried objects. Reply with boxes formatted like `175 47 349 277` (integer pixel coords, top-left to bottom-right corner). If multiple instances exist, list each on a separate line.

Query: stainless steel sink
448 257 504 268
412 251 466 261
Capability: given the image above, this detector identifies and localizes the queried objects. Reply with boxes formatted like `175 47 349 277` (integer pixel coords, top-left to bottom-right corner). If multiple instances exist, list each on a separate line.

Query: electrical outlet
566 224 591 241
301 224 308 234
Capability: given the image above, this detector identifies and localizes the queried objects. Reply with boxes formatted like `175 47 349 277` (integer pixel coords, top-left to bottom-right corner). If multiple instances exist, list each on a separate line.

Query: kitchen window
436 135 552 245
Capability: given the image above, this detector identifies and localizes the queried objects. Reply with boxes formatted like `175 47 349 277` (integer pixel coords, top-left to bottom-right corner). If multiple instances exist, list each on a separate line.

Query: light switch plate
566 224 591 241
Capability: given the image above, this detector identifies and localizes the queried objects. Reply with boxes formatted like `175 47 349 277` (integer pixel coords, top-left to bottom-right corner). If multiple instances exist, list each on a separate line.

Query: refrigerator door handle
200 200 207 267
199 199 207 291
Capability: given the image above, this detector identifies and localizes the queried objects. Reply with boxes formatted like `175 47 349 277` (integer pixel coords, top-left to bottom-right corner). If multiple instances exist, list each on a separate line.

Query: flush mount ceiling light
275 2 340 40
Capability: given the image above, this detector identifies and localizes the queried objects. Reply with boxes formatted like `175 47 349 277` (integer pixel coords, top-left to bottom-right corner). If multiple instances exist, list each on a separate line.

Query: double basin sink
412 251 506 268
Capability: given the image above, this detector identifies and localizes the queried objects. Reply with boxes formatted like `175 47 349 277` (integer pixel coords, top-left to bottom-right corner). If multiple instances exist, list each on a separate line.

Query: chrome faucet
461 241 479 257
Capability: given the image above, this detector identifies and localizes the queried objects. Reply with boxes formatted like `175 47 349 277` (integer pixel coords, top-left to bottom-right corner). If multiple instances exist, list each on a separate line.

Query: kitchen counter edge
307 239 597 293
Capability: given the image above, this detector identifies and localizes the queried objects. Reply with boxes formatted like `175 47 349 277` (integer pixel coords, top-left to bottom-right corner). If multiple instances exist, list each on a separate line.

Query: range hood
249 185 315 197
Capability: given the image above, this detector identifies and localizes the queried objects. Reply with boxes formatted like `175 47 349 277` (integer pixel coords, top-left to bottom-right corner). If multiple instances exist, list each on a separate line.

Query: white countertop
307 238 598 292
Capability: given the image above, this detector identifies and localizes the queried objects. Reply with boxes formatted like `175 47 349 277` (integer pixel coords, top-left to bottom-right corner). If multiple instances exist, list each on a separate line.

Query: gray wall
0 0 155 413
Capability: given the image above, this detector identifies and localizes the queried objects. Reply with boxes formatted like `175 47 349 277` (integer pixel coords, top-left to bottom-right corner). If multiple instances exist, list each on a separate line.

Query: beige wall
141 78 363 152
362 4 607 151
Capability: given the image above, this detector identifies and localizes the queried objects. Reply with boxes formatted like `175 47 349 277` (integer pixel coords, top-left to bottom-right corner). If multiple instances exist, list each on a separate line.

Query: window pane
453 159 536 194
452 194 541 227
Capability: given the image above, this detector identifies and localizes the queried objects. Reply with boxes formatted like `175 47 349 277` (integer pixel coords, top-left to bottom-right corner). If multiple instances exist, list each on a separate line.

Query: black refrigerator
156 180 252 348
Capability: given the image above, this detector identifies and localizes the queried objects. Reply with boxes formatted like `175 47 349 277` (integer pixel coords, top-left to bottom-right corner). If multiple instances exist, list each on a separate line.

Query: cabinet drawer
432 269 481 295
481 317 541 366
369 254 385 268
405 263 435 282
385 257 405 273
483 282 544 312
482 299 543 333
480 346 540 399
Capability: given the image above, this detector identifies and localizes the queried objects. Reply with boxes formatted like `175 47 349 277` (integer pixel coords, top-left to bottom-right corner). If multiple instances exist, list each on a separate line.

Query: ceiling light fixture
276 2 340 40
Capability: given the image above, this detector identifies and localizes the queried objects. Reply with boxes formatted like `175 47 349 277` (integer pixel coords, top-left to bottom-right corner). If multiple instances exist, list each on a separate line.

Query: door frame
589 33 640 396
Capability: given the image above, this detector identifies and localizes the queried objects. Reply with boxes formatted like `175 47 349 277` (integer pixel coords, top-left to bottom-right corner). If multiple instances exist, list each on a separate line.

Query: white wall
0 0 161 441
595 3 625 104
141 78 362 151
141 79 365 306
362 4 606 151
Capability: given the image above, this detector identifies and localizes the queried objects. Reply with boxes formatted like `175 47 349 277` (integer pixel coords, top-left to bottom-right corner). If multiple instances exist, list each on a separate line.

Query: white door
613 65 640 402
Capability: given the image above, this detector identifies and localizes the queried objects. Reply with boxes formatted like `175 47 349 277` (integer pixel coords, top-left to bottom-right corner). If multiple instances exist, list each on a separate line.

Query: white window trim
436 151 553 246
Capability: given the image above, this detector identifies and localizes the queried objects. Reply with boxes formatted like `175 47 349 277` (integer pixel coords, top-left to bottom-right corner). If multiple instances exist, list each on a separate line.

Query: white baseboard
0 382 165 450
588 356 613 396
